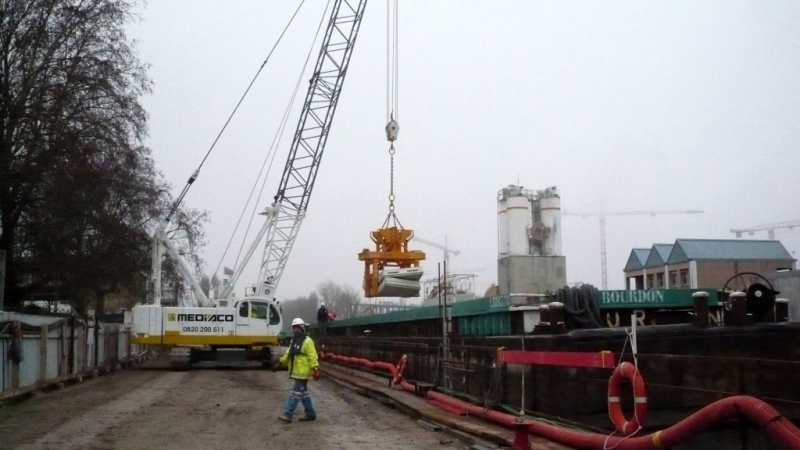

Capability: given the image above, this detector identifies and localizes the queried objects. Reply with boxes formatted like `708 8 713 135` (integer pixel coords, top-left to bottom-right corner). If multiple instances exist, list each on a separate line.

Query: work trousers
283 378 316 419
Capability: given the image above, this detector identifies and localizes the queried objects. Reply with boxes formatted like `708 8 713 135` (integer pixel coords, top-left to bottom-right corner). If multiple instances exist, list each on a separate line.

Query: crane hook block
385 119 399 142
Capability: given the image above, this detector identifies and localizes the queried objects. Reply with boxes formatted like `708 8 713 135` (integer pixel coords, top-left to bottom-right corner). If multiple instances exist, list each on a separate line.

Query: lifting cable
382 0 402 229
165 0 308 223
213 0 334 280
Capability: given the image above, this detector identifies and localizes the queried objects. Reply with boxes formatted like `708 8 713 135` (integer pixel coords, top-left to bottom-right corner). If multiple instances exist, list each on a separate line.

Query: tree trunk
0 211 19 310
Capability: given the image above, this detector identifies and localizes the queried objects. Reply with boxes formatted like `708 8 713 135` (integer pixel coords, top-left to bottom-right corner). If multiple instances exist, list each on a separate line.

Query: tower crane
413 235 460 264
134 0 369 370
563 209 704 290
731 220 800 240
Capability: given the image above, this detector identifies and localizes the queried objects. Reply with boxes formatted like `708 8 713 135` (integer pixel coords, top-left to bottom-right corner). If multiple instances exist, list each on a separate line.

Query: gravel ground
0 358 457 450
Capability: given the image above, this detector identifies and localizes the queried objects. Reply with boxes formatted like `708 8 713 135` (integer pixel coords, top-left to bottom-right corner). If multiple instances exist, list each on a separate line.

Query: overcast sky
127 1 800 302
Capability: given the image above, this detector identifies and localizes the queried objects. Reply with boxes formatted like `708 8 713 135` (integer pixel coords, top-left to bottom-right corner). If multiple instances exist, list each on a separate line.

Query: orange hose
319 352 800 450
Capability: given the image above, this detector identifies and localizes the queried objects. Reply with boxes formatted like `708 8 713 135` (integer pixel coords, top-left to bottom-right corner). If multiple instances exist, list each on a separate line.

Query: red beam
497 350 616 369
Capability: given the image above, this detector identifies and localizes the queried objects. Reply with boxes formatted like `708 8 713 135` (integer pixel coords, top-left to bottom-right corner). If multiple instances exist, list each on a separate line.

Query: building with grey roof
624 239 795 291
623 248 651 290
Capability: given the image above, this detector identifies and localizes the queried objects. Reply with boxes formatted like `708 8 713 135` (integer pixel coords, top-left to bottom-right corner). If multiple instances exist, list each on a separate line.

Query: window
239 301 249 318
251 302 268 320
669 271 678 288
656 272 664 288
646 274 654 289
269 304 281 325
680 269 689 287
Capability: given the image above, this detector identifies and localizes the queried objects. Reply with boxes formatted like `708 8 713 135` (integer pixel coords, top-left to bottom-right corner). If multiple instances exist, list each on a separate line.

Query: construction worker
277 318 320 423
316 302 329 335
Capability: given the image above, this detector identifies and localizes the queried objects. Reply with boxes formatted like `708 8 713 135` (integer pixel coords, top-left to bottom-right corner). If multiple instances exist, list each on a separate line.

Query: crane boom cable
394 0 399 121
230 0 334 275
385 0 389 123
385 0 399 121
165 0 307 223
383 0 401 228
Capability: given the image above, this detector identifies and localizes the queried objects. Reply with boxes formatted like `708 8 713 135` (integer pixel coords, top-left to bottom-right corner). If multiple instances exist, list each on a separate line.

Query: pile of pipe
379 267 423 297
553 284 603 329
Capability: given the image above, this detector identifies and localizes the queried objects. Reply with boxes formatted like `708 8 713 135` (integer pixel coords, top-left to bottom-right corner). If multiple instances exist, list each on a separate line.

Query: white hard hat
291 318 306 328
320 302 325 306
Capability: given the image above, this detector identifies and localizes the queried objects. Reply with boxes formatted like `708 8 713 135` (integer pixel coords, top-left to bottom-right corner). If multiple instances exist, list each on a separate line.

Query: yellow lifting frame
358 226 425 298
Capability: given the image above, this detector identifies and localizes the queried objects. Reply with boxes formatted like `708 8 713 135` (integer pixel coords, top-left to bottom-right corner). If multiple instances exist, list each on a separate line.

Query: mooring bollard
775 298 789 322
788 298 800 323
692 291 710 328
512 419 530 450
548 302 565 334
729 292 747 326
539 305 550 329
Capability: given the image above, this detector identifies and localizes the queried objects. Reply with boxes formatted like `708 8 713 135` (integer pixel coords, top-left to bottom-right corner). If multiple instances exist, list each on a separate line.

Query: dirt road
0 359 457 450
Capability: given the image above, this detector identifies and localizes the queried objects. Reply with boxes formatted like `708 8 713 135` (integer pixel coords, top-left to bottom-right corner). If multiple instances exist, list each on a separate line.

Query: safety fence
0 312 146 397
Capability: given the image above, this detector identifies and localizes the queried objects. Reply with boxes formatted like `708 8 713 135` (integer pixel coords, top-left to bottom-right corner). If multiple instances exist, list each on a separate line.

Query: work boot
278 415 292 423
298 415 316 422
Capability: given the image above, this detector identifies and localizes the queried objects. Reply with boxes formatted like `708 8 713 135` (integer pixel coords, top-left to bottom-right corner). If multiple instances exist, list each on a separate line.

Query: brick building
624 239 796 290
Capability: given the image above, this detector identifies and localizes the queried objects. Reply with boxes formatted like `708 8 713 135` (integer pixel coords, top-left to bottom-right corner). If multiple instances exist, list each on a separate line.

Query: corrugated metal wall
0 312 142 396
457 312 511 336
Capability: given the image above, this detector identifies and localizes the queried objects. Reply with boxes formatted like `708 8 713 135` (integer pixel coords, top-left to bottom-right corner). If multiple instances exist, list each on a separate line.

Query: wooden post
693 292 710 328
11 358 20 389
78 324 86 371
98 324 103 367
104 325 111 366
68 316 75 375
11 322 20 389
127 328 133 360
39 324 48 385
60 322 68 376
112 325 119 364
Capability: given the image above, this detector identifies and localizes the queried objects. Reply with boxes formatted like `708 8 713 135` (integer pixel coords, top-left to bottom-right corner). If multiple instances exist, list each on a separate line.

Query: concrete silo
496 185 566 296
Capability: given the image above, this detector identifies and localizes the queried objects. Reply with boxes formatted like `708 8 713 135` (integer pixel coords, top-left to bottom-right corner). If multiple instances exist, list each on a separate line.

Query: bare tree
280 291 319 333
0 1 207 312
199 275 211 297
316 280 361 320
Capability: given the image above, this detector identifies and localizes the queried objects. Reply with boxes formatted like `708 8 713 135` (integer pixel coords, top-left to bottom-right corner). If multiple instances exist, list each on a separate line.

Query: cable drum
553 284 603 329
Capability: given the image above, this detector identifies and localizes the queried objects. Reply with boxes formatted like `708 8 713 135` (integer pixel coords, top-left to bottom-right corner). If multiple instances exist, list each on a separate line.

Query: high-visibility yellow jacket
279 335 319 380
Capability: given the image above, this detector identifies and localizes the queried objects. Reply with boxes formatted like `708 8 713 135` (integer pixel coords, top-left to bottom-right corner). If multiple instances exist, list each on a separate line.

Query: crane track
168 347 192 370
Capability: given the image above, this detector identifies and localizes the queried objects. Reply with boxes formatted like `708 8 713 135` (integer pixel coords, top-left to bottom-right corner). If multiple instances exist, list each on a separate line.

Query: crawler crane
132 0 368 369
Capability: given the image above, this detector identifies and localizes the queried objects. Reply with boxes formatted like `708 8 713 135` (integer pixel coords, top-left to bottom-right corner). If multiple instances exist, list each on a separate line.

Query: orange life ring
392 355 408 386
608 362 647 435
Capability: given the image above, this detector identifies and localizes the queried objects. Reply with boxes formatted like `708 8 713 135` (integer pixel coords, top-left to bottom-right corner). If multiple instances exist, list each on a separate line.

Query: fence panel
0 312 143 396
1 340 7 391
46 327 61 380
19 333 40 388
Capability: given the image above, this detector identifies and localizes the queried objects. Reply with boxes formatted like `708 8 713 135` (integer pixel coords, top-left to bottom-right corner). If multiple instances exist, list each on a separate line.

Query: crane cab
231 297 283 342
358 226 425 297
